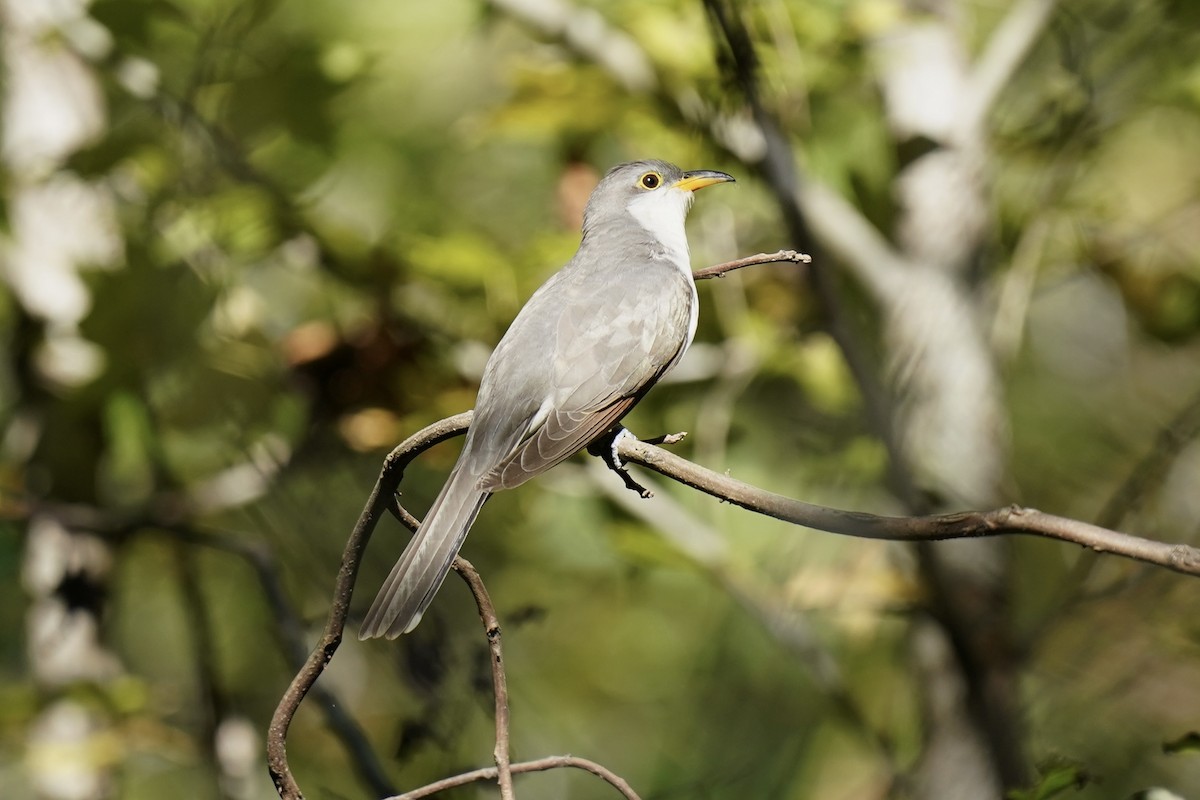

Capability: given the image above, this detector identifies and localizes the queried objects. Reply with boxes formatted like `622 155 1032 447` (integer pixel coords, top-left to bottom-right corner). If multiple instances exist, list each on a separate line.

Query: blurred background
2 0 1200 798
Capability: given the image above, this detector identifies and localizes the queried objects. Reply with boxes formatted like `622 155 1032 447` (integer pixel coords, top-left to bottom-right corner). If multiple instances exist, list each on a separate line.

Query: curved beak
673 169 735 192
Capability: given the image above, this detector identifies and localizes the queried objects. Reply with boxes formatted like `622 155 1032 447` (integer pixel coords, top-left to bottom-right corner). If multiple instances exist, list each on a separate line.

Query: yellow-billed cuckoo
360 160 734 639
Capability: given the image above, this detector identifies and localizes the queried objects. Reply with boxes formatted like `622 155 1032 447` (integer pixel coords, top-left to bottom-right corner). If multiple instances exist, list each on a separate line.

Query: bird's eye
639 172 662 190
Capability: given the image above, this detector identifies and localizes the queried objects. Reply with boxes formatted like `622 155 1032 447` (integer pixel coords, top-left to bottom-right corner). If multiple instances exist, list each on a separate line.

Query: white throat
625 188 694 263
624 187 700 355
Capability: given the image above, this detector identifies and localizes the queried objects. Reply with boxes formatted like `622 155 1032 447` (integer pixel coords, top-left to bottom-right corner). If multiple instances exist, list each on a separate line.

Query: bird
359 159 734 639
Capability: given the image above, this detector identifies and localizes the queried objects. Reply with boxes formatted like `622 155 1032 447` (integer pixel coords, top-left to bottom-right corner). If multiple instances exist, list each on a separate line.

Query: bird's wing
476 272 693 491
479 395 640 491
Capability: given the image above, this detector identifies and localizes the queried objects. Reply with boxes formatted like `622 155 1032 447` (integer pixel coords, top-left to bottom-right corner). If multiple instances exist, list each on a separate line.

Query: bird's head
581 160 734 256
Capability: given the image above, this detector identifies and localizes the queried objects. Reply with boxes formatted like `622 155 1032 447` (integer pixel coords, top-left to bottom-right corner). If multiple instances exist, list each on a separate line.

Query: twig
451 557 514 800
691 249 810 280
385 754 642 800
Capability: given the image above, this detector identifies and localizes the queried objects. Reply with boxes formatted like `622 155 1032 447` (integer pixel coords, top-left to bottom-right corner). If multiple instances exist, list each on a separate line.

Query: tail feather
359 466 489 639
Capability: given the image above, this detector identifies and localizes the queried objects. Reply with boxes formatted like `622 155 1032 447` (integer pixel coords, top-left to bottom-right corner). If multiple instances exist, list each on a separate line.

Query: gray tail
359 466 488 639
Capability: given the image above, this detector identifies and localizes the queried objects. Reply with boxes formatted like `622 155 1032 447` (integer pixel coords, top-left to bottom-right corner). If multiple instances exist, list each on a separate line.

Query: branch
614 437 1200 577
267 412 473 800
385 754 641 800
452 557 514 800
365 414 1200 580
269 411 644 800
691 249 810 281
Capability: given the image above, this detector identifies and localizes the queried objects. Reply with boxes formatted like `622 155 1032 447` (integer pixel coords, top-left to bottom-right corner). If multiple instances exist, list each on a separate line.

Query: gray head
580 160 734 254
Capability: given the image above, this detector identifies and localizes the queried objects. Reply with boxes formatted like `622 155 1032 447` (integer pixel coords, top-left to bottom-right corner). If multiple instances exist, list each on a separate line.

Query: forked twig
385 754 641 800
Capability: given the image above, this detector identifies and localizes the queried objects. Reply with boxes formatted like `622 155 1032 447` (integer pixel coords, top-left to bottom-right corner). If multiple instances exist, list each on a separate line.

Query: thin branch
614 438 1200 577
452 557 514 800
267 412 473 800
264 252 810 799
264 400 1200 798
691 249 810 281
362 413 1200 579
385 755 642 800
268 409 642 800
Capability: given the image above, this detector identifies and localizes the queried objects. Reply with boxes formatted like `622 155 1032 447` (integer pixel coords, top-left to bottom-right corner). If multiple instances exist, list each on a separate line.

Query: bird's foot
589 429 689 499
589 427 653 498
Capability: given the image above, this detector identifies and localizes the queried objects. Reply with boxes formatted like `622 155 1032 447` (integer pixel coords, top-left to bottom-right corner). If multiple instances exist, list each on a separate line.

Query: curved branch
268 409 645 800
615 438 1200 577
386 754 641 800
267 412 473 800
368 414 1200 579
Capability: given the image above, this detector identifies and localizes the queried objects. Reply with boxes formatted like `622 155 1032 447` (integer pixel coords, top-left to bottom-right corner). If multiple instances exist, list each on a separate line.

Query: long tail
359 465 489 639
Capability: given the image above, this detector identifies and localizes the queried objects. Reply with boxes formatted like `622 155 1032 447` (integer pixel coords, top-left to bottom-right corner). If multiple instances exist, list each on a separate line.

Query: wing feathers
479 396 638 491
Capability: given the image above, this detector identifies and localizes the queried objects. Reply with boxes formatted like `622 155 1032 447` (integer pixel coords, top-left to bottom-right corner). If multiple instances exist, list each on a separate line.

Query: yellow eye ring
639 172 662 190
